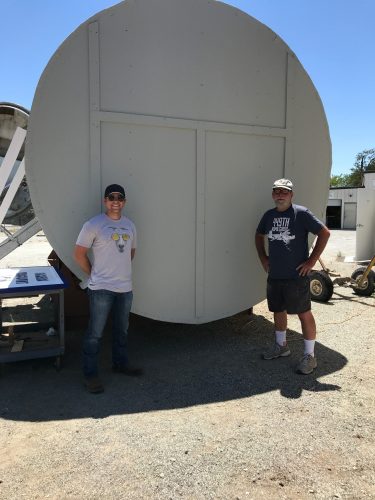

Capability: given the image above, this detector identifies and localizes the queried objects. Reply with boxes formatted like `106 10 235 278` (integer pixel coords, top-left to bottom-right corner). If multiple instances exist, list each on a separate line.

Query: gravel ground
0 230 374 499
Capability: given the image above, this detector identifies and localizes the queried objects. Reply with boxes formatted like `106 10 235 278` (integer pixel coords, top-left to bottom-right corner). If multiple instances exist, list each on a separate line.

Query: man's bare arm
297 226 331 276
73 245 91 275
255 233 269 273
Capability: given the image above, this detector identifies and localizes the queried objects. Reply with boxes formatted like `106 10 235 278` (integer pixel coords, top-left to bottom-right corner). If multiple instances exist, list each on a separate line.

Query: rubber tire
309 270 334 302
351 267 375 296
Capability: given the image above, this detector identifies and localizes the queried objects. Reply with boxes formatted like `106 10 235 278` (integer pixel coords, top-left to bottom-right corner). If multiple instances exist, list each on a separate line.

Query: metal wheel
309 270 334 302
351 267 375 296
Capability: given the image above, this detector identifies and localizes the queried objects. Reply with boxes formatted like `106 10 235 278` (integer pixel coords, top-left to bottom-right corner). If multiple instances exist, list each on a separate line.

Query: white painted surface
328 188 358 228
356 173 375 260
0 127 26 194
26 0 331 323
343 202 357 229
327 199 342 206
0 127 26 224
328 188 357 203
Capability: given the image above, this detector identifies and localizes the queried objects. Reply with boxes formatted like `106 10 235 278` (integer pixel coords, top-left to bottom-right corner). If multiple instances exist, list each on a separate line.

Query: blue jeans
83 289 133 377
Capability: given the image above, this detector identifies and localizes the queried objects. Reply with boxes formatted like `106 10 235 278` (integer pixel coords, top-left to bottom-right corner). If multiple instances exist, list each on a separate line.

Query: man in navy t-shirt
255 178 330 374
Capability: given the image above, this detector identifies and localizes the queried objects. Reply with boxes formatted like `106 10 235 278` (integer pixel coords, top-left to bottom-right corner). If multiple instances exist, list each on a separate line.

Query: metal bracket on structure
0 218 42 260
0 126 42 260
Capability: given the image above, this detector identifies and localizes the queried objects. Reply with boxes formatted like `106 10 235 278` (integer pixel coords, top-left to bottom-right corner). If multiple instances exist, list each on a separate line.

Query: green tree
330 174 351 187
350 148 375 186
330 148 375 187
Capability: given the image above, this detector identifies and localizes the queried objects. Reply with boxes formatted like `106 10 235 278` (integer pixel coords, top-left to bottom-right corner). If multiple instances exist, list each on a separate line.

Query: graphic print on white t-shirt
108 226 131 253
267 216 296 245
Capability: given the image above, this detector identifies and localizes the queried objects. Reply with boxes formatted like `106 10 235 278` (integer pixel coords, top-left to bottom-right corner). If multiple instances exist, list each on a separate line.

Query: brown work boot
84 376 104 393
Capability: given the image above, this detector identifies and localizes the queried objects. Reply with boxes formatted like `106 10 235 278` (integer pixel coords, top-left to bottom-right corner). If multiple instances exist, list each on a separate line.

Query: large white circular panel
26 0 331 323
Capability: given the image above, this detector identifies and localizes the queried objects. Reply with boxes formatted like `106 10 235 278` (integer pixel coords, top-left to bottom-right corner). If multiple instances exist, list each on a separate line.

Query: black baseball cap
104 184 126 198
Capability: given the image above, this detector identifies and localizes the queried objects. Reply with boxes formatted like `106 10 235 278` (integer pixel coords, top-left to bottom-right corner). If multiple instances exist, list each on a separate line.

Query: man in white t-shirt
74 184 142 393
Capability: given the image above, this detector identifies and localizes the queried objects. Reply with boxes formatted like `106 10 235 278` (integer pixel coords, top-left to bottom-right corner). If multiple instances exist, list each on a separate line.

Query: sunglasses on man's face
273 189 291 195
107 194 125 201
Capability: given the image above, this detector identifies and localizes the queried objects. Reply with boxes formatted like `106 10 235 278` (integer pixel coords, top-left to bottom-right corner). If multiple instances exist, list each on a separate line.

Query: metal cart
0 266 67 370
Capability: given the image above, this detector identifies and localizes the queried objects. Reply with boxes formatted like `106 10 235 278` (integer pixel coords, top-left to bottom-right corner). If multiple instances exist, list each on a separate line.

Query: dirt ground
0 230 374 499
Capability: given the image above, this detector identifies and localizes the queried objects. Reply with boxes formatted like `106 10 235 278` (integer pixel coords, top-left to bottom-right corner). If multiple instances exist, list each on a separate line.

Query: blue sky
1 0 374 175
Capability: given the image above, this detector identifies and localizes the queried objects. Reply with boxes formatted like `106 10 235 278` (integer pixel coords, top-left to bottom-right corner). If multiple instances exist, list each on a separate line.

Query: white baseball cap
272 178 293 191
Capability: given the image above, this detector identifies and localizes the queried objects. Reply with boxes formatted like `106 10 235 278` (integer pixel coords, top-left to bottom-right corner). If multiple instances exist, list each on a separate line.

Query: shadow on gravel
0 312 346 422
330 291 375 308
